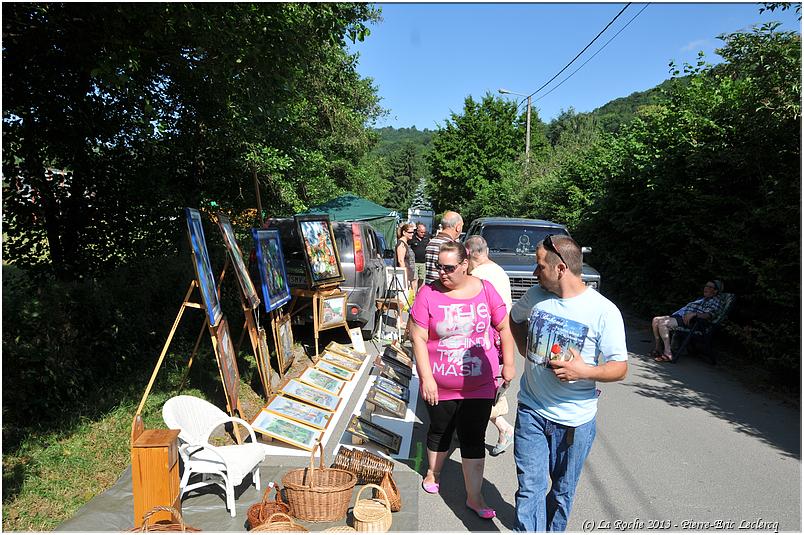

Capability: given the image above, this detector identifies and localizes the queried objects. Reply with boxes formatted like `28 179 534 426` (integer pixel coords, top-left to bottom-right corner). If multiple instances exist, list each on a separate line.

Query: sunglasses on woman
435 262 461 274
543 234 568 266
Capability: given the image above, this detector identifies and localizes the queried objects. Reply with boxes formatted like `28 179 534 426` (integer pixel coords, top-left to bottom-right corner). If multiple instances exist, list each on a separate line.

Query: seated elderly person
651 279 724 362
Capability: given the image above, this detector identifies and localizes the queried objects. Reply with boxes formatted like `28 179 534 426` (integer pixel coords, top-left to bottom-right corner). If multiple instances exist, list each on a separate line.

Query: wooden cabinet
131 429 181 527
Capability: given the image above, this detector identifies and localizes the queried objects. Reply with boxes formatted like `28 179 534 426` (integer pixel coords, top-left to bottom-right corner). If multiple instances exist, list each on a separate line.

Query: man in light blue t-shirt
509 234 628 532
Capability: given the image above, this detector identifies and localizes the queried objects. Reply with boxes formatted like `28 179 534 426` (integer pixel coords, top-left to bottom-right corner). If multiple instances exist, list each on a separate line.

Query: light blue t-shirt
510 285 628 427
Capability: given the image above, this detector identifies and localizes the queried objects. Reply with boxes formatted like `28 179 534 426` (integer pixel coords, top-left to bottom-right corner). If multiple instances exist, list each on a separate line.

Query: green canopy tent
301 193 399 248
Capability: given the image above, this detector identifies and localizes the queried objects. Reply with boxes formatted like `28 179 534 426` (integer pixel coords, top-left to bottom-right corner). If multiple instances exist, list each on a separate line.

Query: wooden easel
287 285 351 360
267 309 291 379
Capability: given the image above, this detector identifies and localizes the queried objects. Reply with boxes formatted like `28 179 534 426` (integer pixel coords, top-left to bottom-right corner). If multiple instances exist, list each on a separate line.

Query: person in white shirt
465 235 515 456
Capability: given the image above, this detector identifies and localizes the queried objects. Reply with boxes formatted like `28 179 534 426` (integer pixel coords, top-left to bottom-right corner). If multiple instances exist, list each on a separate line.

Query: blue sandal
490 430 514 456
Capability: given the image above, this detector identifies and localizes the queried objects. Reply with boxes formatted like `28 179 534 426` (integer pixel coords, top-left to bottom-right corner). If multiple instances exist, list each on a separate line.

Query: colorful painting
299 367 345 396
366 388 407 418
320 350 361 372
251 409 322 450
185 208 222 326
275 313 295 373
216 212 260 309
318 292 347 331
380 364 410 389
375 376 409 403
314 360 354 382
347 415 402 455
294 215 344 288
264 395 332 430
526 309 589 366
280 379 340 412
252 229 291 313
326 341 367 362
213 318 240 414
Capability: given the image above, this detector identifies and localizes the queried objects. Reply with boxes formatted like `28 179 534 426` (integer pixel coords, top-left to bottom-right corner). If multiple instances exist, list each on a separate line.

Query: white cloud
681 39 713 52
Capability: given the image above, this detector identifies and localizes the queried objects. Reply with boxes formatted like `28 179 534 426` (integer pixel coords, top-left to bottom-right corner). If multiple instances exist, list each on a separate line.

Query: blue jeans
513 403 596 532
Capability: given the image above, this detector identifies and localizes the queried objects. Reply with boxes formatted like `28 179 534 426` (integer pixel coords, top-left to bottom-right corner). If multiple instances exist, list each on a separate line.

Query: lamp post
498 88 531 163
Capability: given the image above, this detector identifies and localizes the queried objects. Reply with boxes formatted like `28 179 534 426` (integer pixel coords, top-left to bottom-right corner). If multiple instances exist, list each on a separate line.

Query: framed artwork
275 313 295 373
294 215 344 288
256 326 273 393
366 388 407 419
375 376 410 403
252 229 292 313
216 212 260 309
251 409 322 450
264 395 332 430
381 357 412 380
315 360 354 382
326 341 367 362
347 415 402 455
320 350 361 372
213 318 240 414
348 327 367 354
318 292 347 331
280 379 340 412
299 367 345 396
380 364 410 389
382 346 413 369
185 208 222 326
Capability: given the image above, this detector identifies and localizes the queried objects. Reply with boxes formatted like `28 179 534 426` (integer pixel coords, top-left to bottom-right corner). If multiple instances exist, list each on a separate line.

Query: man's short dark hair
540 235 582 276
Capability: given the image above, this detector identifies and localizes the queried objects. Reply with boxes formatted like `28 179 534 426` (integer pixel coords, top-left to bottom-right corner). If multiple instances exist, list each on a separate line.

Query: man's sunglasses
543 234 567 266
435 262 461 274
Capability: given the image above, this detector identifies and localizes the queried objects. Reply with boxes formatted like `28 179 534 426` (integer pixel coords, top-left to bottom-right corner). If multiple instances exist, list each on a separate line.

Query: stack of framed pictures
382 344 413 368
347 415 403 455
327 341 368 362
251 407 323 451
365 387 407 418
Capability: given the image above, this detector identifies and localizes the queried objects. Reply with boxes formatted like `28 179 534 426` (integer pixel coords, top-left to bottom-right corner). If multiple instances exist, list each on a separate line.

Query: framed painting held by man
185 208 223 327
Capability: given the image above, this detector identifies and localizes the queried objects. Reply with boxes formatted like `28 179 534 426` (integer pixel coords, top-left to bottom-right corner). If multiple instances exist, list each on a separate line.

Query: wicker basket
332 446 394 485
247 482 290 529
250 513 308 532
322 526 357 532
352 484 392 532
282 442 357 522
375 472 401 512
129 506 201 532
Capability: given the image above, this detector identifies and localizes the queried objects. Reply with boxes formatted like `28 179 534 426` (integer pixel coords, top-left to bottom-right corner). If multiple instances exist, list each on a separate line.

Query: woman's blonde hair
397 223 415 239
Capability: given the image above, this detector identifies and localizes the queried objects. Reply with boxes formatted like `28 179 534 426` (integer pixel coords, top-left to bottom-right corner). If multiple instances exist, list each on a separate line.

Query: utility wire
534 3 650 103
522 3 632 103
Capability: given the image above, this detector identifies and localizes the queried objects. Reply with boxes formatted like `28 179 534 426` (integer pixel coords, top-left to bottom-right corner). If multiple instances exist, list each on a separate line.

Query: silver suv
463 217 601 300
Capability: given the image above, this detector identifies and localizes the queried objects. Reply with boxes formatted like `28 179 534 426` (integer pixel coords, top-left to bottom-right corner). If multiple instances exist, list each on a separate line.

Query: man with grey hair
424 210 463 285
465 235 515 455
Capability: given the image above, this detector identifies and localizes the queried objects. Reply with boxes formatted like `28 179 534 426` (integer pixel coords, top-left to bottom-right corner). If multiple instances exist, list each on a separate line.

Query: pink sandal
466 501 496 519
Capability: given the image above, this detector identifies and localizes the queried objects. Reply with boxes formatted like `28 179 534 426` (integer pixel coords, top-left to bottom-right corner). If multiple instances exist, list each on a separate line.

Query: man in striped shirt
424 210 463 285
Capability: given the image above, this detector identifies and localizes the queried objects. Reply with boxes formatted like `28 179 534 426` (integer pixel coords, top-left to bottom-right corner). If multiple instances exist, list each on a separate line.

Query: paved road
412 317 801 532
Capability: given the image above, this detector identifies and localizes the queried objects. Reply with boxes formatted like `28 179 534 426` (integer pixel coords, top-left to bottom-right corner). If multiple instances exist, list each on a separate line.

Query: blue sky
348 3 801 129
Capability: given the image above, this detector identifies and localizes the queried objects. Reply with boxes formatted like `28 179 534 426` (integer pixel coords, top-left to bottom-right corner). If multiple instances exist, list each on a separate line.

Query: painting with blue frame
252 228 291 313
185 208 222 326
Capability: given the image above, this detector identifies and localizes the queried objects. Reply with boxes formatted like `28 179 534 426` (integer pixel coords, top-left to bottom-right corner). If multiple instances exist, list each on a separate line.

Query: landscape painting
185 208 222 327
315 360 354 382
366 388 407 418
252 228 291 313
275 313 295 373
216 212 260 309
280 379 340 412
318 292 347 330
320 350 361 372
213 318 240 414
299 367 345 396
264 395 332 430
251 409 322 450
294 215 344 288
375 376 409 403
347 415 402 455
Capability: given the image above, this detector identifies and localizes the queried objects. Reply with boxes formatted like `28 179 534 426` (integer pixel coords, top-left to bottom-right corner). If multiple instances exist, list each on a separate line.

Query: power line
522 3 633 104
535 3 650 104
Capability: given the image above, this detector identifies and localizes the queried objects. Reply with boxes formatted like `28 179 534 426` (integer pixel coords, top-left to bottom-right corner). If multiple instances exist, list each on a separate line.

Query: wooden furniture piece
131 429 181 527
287 286 351 359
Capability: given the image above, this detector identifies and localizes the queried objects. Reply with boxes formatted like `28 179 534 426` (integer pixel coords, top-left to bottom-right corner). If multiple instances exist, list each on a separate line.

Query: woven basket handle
261 482 283 505
141 505 184 532
356 483 390 509
305 441 324 488
265 512 294 524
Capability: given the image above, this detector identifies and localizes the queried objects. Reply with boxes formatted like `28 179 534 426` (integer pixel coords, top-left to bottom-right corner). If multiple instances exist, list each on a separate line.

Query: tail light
352 223 365 272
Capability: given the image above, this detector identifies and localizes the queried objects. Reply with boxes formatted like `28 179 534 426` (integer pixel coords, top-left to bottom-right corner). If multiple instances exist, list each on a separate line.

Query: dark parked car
265 218 387 339
463 217 601 300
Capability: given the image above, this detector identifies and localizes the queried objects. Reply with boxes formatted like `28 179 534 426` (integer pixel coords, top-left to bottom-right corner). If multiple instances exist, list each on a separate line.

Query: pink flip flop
422 480 439 494
466 502 496 519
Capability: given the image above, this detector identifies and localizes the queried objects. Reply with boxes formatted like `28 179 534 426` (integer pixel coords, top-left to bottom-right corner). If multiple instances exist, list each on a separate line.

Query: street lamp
498 88 531 163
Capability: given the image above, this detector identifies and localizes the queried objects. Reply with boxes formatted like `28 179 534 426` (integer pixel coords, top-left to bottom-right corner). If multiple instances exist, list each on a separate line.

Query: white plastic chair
162 395 265 517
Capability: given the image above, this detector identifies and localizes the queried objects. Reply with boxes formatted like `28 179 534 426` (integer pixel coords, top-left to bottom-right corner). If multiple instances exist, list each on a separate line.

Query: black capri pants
425 397 494 459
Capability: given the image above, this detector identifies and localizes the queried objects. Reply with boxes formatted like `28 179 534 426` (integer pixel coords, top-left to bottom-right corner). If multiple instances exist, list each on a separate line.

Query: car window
480 225 569 255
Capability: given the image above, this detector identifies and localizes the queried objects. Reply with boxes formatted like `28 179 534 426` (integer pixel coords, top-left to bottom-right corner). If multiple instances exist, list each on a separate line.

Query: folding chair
670 292 736 364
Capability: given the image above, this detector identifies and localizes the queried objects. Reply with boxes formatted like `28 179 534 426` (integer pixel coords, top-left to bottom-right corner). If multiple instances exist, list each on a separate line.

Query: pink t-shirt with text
410 279 507 400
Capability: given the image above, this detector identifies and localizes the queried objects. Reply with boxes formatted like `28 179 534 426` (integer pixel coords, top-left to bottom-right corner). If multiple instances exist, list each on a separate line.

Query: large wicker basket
282 442 357 522
332 446 393 485
247 482 290 529
129 506 201 533
352 484 392 532
250 513 308 532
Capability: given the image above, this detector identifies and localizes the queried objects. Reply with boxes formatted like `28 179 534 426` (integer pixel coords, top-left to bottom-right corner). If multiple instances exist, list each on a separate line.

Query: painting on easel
252 229 291 313
213 317 240 415
216 212 260 309
294 215 344 288
185 208 222 326
318 292 347 331
275 313 295 374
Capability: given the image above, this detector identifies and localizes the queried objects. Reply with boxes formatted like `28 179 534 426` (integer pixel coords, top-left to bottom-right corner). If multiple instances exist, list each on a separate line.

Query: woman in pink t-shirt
408 241 515 520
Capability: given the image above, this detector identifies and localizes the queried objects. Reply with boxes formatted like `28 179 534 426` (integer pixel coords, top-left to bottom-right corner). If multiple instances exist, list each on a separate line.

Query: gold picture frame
251 409 323 450
314 360 355 382
326 341 367 362
366 388 407 419
318 292 348 331
320 350 362 372
280 379 341 411
299 367 345 396
263 395 332 430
